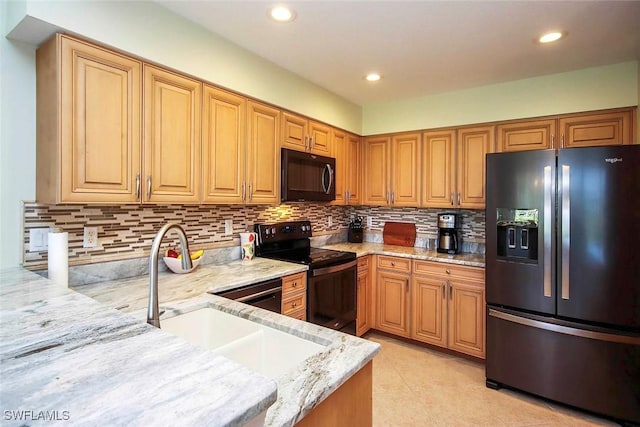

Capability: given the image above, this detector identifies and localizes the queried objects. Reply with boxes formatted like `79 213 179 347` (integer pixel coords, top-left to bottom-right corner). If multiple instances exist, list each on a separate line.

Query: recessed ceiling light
365 73 381 82
538 31 565 44
270 5 296 22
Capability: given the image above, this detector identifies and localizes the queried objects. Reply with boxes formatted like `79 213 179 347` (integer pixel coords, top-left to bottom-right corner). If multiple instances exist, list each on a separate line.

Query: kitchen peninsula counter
321 242 485 268
2 260 380 427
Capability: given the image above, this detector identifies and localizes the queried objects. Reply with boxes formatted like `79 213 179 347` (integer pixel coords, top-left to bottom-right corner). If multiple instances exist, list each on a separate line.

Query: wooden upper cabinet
391 133 421 206
363 136 391 205
346 134 362 205
247 100 280 204
456 126 494 209
496 119 556 152
143 65 201 203
37 34 142 204
281 111 308 152
422 130 455 208
334 130 361 205
559 109 634 147
202 85 246 203
281 112 333 156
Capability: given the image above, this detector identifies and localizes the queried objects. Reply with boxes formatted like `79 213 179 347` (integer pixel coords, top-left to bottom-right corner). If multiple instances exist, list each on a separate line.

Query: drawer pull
446 269 451 274
291 302 298 308
391 262 395 266
292 281 297 287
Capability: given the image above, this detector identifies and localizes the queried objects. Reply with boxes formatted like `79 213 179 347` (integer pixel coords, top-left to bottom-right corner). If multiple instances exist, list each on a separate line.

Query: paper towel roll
48 230 69 287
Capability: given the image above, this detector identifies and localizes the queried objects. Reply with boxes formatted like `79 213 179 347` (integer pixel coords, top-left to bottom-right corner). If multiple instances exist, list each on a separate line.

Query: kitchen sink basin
161 307 325 378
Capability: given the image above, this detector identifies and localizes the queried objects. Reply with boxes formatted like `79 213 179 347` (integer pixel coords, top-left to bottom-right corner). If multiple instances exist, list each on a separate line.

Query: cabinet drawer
282 293 306 316
357 256 370 272
282 272 307 295
377 255 411 272
414 260 484 281
288 308 306 321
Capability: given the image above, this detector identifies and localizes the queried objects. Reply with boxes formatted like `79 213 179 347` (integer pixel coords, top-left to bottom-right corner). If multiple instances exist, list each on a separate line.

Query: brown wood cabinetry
143 65 202 203
36 34 142 204
282 271 307 320
363 133 420 206
559 109 634 147
422 126 492 209
281 112 333 156
412 260 485 358
202 86 246 203
496 119 557 152
334 131 361 205
375 256 412 337
356 256 372 337
246 101 280 204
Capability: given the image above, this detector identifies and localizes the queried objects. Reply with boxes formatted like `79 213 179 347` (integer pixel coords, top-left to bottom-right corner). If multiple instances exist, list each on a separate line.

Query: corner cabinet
334 130 361 205
363 134 420 206
143 65 202 203
36 34 142 204
281 112 333 156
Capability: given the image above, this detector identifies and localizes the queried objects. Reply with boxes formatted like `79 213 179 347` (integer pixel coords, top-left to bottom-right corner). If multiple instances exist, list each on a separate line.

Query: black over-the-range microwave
281 148 336 202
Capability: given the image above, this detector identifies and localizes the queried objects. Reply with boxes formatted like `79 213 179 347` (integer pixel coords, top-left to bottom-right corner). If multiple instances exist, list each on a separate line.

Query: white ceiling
158 1 640 106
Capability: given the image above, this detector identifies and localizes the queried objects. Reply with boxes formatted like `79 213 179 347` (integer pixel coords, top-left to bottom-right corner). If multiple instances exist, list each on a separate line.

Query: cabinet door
202 85 245 203
421 130 455 208
363 136 390 205
391 133 421 206
143 65 201 203
332 130 347 205
376 270 411 337
309 120 333 156
448 279 485 359
346 134 362 205
411 275 447 348
247 101 280 204
281 112 308 151
456 126 494 209
356 267 372 337
57 36 142 203
496 119 556 152
559 110 633 147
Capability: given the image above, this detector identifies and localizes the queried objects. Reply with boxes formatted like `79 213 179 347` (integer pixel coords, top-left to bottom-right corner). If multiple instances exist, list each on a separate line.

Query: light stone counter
2 257 380 427
320 242 486 268
0 268 276 427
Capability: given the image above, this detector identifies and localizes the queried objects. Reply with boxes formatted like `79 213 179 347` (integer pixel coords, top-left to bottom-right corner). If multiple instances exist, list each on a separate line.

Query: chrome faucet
147 222 192 328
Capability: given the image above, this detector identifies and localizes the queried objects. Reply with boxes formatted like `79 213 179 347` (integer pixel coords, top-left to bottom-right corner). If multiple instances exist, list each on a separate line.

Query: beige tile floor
367 332 618 427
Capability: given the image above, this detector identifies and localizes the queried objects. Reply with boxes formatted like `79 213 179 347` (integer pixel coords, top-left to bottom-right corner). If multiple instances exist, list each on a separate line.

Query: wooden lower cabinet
373 256 486 359
356 256 372 337
296 361 372 427
282 272 307 320
375 256 411 338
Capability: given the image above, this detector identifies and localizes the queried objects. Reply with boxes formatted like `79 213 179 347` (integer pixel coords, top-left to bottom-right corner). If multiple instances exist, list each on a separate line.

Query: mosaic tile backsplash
22 202 485 270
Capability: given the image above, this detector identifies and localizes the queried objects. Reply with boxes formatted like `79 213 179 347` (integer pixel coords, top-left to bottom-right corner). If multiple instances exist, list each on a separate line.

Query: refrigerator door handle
561 165 571 300
488 309 640 345
543 165 552 298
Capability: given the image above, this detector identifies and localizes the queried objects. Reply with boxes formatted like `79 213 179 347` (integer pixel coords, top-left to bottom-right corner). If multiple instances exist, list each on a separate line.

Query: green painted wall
363 61 639 136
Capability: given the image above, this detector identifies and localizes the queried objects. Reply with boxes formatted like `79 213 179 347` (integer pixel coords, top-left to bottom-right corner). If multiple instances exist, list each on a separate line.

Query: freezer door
557 145 640 329
486 149 556 315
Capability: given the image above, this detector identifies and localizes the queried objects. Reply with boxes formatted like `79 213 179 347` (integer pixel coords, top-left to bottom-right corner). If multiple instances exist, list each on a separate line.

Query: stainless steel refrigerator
485 145 640 424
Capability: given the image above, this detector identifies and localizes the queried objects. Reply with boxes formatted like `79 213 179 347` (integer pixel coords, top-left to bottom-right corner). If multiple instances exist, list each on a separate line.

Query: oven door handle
235 286 282 303
312 259 357 276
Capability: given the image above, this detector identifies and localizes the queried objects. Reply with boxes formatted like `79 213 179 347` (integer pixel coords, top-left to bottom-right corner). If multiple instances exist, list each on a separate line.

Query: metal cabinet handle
450 192 454 206
146 175 152 200
136 174 141 200
386 191 390 204
449 281 452 300
561 134 565 146
457 192 461 205
292 281 297 288
242 182 246 201
405 279 409 292
249 183 253 201
291 301 298 308
446 269 451 274
543 166 552 297
310 136 314 150
442 283 446 298
561 164 571 300
391 191 395 204
391 262 395 266
551 135 555 148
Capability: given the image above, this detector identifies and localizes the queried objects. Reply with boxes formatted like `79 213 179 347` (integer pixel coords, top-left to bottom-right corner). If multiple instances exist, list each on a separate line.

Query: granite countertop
321 242 485 268
2 259 380 427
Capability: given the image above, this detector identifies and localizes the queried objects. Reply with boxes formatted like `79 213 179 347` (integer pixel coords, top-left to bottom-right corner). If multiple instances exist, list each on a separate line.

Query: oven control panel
254 220 312 243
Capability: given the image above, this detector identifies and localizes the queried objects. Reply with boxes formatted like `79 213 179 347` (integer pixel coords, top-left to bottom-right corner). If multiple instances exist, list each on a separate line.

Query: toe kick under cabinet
375 255 486 359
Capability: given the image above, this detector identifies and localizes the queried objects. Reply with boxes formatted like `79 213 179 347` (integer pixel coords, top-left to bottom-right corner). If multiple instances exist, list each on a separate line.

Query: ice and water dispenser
496 209 538 263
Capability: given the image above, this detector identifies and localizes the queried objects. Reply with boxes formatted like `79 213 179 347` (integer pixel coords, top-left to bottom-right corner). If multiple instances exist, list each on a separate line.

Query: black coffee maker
437 213 460 254
348 216 364 243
